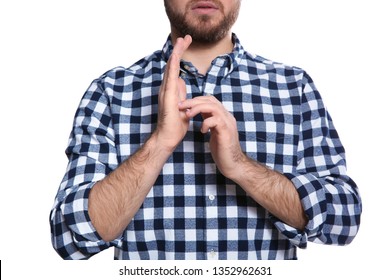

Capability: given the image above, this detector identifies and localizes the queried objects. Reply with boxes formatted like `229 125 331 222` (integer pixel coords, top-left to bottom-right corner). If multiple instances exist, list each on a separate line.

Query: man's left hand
179 96 245 180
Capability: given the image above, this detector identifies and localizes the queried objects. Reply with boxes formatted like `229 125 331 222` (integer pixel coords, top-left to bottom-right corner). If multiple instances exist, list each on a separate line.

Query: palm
155 35 192 151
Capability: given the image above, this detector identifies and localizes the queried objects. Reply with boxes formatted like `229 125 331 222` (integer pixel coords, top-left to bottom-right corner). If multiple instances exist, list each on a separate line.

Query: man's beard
164 0 240 43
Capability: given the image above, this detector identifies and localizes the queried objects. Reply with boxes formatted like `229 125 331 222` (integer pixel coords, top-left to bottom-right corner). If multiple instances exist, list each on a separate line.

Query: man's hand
178 96 245 180
155 35 192 152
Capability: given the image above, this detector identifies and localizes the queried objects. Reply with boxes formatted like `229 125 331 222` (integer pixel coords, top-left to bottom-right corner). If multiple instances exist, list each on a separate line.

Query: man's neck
171 32 234 75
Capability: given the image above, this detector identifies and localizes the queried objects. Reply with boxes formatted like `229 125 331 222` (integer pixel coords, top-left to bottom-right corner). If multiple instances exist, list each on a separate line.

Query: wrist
228 155 270 186
149 130 178 155
221 151 248 182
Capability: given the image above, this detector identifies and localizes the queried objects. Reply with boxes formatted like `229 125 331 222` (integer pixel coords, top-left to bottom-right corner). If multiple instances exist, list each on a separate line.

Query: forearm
232 156 308 231
88 133 172 242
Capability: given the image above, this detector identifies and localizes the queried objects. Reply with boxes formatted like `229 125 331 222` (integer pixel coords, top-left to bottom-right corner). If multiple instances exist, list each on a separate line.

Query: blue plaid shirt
50 34 362 260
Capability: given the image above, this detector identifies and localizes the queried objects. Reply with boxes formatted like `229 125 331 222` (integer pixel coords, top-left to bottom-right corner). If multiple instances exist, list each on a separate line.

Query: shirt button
209 249 217 258
209 195 215 201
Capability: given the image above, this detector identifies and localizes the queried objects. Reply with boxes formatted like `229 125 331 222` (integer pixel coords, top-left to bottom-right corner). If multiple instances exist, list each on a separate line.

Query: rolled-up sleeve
50 79 121 259
271 72 362 248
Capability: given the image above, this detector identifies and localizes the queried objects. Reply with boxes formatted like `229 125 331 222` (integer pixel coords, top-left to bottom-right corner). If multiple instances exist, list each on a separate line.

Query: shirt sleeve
49 79 121 259
271 72 362 248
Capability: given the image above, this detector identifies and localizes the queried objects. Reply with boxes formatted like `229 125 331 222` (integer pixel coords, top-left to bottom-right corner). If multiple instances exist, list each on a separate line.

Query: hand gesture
179 95 244 180
155 35 192 151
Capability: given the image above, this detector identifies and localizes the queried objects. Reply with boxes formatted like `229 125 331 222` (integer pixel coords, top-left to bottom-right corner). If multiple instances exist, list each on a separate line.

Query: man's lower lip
192 7 218 14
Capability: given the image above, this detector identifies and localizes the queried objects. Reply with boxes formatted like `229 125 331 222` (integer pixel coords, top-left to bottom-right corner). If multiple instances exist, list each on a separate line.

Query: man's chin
181 22 226 42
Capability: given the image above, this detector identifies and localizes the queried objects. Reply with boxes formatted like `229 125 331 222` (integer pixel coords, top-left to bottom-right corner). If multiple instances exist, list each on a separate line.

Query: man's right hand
155 35 192 152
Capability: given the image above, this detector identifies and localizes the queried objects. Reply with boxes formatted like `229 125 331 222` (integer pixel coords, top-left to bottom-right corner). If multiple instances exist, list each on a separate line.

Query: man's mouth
191 1 219 14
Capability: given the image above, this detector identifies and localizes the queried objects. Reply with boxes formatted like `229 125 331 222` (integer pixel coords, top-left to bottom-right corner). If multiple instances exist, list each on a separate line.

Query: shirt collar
162 33 244 76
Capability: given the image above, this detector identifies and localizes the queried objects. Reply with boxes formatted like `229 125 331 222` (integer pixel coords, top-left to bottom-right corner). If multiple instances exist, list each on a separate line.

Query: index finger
172 35 192 59
164 35 192 91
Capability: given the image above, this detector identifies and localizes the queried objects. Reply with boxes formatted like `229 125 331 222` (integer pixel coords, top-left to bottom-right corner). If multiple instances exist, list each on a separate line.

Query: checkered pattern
50 34 362 260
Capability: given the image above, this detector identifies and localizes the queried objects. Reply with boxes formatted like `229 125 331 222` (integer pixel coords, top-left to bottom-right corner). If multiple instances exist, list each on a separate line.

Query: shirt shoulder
95 50 165 88
243 50 306 79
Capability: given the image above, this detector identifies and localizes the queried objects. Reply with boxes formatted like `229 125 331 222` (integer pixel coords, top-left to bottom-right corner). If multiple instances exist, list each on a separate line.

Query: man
50 0 362 260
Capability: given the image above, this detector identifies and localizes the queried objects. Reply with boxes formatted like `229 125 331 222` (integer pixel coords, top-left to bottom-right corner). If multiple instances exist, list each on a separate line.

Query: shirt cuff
271 172 328 248
62 182 121 250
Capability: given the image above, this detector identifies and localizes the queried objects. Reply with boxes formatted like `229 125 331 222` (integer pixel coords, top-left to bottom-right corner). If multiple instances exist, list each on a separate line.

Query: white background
1 0 389 279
